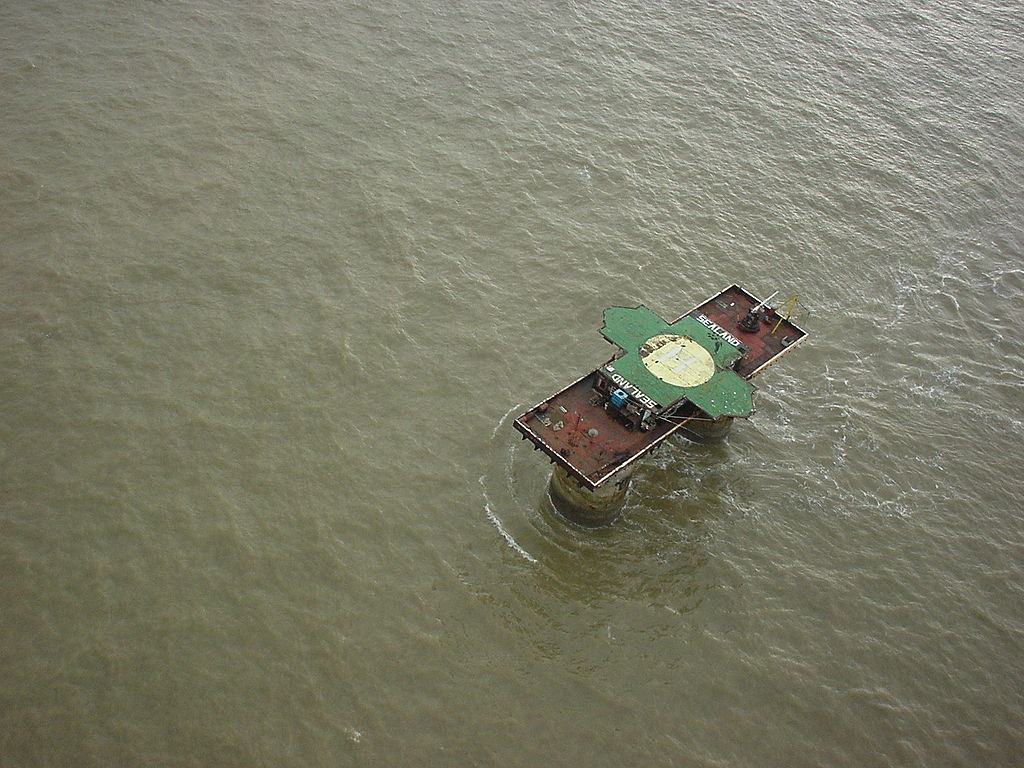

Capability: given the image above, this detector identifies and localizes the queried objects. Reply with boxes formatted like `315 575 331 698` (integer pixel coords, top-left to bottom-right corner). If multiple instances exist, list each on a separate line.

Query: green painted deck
600 305 755 419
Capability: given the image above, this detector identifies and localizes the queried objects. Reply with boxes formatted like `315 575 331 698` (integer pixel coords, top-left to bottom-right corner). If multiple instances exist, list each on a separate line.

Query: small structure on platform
514 285 807 526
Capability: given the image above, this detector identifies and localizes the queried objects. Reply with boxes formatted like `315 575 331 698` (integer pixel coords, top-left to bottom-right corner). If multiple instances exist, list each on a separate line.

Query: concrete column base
680 415 734 443
548 465 635 527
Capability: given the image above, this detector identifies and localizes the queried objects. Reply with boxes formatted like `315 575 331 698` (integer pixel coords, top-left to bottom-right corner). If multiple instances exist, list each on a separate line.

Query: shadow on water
479 407 739 624
469 434 745 671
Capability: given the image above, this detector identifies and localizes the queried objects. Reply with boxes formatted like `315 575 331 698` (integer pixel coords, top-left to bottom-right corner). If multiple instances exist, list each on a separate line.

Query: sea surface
2 1 1023 765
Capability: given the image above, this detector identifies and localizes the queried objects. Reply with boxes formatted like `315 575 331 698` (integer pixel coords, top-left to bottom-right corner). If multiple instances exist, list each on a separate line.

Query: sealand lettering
603 369 659 409
693 313 743 348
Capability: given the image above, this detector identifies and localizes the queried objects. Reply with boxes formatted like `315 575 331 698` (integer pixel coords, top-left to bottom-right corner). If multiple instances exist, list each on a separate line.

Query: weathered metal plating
513 285 808 491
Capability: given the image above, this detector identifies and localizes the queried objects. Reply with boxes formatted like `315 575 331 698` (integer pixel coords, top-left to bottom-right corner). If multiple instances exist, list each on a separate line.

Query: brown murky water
3 1 1023 765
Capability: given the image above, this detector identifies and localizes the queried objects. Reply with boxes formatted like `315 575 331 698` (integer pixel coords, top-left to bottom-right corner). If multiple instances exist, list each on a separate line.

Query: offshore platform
514 285 807 525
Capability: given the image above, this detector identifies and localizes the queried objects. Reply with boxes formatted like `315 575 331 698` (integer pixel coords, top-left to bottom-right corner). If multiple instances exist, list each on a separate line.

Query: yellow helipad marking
640 334 715 387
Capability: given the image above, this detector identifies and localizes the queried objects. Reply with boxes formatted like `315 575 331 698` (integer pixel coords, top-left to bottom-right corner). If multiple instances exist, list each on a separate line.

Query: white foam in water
482 493 538 564
481 479 540 569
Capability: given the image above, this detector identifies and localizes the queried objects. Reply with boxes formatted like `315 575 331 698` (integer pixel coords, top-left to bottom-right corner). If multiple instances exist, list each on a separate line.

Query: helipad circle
640 334 715 388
